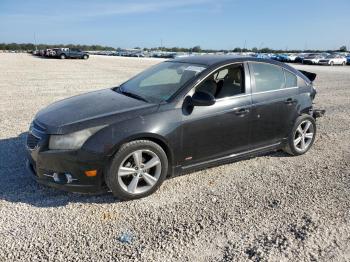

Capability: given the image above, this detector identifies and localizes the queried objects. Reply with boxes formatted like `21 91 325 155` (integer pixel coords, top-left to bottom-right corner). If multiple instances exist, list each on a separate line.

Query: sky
0 0 349 50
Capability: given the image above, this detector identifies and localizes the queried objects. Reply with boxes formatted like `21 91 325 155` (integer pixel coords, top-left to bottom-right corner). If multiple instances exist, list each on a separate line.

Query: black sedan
26 56 324 200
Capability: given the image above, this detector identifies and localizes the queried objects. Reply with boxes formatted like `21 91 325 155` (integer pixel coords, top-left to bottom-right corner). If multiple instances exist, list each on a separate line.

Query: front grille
27 133 40 149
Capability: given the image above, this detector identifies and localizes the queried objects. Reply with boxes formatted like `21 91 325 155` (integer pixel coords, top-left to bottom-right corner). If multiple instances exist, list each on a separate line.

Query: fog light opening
65 173 77 184
53 172 60 183
43 172 78 184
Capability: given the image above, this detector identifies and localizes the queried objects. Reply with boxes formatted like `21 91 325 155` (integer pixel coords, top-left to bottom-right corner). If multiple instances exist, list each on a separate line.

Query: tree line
0 43 116 51
0 43 347 53
138 45 348 53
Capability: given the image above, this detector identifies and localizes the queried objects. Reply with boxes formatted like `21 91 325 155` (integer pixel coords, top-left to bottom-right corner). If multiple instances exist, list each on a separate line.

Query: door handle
234 108 250 116
284 98 294 105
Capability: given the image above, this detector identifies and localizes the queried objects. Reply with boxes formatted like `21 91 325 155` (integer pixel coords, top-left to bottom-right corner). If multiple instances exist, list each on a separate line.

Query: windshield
117 61 207 103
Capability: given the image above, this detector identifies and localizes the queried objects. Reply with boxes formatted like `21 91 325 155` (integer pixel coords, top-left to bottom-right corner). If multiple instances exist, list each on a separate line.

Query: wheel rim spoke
144 156 160 170
132 150 143 167
118 167 137 177
300 137 306 149
127 176 140 193
297 126 303 135
305 132 314 139
303 122 311 133
142 173 157 186
294 136 302 146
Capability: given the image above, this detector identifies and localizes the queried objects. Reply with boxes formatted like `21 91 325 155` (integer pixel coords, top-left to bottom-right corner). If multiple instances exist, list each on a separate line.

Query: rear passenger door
248 62 299 148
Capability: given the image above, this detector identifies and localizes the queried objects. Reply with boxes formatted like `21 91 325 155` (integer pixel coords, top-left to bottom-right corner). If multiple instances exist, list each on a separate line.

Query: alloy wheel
117 149 161 195
293 120 314 152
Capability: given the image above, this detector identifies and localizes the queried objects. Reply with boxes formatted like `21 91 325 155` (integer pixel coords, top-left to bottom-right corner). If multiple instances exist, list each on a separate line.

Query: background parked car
271 54 288 62
252 53 271 59
303 54 326 64
295 53 309 63
52 48 89 59
318 54 347 66
346 55 350 65
286 53 298 62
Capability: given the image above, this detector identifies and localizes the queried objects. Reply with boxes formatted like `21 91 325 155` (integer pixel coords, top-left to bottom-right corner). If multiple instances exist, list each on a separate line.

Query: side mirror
191 91 215 106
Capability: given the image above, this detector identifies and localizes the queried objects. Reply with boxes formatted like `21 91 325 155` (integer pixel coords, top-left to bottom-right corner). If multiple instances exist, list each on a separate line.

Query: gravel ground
0 53 349 261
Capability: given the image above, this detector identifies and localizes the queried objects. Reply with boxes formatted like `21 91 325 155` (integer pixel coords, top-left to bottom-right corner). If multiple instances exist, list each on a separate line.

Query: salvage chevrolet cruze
26 56 324 200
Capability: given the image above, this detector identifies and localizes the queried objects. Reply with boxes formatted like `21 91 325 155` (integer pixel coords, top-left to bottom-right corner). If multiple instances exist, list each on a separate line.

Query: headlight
49 125 106 150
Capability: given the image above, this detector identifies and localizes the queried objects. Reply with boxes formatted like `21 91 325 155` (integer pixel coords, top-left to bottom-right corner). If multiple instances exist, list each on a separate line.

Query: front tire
60 54 66 59
106 140 168 200
330 61 334 66
83 55 88 59
284 115 316 156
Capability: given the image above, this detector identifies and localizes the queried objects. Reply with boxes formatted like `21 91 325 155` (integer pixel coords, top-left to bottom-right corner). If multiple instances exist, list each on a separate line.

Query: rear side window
284 70 297 88
251 63 285 92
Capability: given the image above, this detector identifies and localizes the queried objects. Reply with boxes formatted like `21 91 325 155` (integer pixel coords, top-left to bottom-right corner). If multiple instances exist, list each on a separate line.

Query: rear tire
60 54 66 59
342 61 346 66
106 140 168 200
330 61 334 66
284 115 316 156
83 55 88 59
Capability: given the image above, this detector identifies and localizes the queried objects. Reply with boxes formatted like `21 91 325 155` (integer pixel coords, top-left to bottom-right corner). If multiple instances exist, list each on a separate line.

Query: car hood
34 89 158 134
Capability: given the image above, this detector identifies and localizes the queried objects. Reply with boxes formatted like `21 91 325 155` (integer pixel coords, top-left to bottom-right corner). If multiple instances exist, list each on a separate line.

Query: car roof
173 55 309 82
173 54 284 66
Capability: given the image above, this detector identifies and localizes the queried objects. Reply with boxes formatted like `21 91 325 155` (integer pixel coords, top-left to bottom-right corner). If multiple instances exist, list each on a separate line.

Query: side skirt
179 142 283 174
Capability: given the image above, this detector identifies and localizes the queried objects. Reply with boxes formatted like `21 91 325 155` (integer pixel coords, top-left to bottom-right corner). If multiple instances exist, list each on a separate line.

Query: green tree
339 45 347 52
233 47 242 52
192 45 201 53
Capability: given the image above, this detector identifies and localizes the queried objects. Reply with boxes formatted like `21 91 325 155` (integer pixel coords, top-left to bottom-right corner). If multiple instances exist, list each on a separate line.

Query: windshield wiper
117 88 149 103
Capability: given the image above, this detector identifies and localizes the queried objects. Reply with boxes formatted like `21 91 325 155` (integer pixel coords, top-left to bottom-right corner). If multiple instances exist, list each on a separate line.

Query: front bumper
26 129 108 194
26 159 107 194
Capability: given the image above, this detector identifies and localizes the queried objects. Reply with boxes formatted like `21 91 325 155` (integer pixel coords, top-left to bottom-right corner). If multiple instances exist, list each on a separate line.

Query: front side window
118 62 207 103
196 64 245 99
251 62 285 92
284 70 297 88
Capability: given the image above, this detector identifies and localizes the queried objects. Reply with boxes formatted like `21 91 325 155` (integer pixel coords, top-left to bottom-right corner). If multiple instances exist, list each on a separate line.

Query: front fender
82 108 182 165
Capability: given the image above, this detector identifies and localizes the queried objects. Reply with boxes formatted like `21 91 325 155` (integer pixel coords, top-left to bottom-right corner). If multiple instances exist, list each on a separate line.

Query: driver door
181 63 253 166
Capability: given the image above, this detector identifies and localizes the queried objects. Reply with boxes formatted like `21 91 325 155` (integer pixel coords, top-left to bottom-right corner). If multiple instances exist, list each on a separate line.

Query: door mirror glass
191 91 215 106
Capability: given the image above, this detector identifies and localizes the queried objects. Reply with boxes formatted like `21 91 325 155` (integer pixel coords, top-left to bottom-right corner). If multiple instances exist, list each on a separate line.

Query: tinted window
140 68 181 87
284 70 297 87
251 63 285 92
119 62 206 102
196 64 245 99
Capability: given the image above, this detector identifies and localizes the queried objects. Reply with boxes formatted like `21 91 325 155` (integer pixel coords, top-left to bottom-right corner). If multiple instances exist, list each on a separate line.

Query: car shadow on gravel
0 133 116 207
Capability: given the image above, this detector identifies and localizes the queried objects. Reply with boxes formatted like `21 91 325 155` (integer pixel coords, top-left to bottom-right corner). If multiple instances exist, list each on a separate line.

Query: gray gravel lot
0 53 349 261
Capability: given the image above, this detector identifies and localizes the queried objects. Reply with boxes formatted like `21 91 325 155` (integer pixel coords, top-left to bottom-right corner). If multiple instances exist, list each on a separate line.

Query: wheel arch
108 133 174 175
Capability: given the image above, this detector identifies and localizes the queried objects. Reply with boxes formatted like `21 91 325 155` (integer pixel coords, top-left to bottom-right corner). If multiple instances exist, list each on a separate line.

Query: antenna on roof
34 32 37 51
